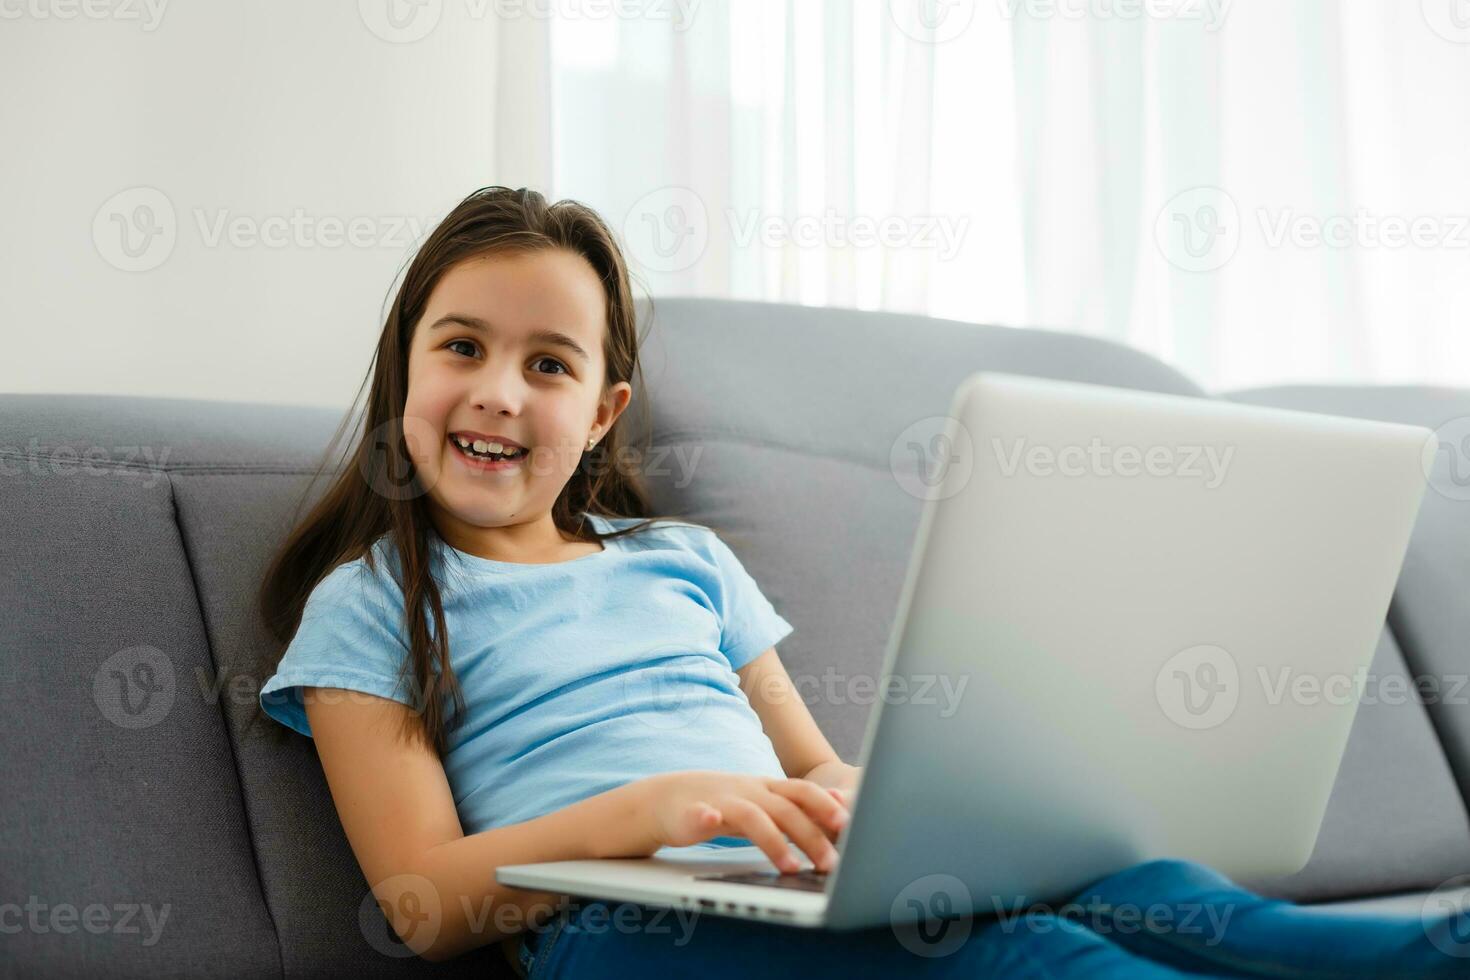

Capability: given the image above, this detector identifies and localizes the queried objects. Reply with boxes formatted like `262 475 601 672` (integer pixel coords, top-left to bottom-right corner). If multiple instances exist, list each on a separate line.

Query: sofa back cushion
0 396 281 978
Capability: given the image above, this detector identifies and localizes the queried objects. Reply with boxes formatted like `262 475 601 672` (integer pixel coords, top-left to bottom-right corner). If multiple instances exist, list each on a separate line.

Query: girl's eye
445 340 567 376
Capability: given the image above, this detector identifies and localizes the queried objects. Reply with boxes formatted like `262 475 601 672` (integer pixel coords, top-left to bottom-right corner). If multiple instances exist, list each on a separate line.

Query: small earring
587 436 596 450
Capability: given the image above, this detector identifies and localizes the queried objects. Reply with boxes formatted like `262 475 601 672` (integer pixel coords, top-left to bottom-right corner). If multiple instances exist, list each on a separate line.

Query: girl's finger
769 778 849 833
670 801 722 845
722 797 799 872
694 802 722 830
760 793 839 871
764 787 841 844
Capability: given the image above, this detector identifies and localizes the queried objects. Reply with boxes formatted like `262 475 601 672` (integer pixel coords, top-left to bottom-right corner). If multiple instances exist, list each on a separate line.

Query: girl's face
403 249 631 535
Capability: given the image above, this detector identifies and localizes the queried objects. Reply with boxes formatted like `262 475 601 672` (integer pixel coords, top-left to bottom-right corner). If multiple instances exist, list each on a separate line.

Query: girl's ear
597 381 634 432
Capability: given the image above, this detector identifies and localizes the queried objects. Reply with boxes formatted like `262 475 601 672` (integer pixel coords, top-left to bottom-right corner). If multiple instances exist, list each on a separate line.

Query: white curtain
501 0 1470 393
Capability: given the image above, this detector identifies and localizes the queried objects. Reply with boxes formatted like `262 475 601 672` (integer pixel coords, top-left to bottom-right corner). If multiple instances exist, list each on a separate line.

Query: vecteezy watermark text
992 437 1234 488
990 893 1235 945
1156 186 1470 272
0 0 168 30
995 0 1232 30
621 188 972 275
92 186 436 273
1155 642 1470 731
0 439 172 490
1258 208 1470 250
360 875 700 958
725 208 970 262
359 0 702 43
772 668 971 718
0 898 170 945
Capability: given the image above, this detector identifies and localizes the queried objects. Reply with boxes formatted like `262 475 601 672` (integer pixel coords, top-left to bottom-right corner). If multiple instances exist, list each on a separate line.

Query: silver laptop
497 372 1431 931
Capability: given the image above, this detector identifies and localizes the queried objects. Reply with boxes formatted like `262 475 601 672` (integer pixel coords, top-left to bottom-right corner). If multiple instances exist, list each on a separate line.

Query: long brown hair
256 186 689 755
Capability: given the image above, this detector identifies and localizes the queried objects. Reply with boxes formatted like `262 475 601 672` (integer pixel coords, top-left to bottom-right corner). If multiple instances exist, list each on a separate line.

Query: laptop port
697 899 714 909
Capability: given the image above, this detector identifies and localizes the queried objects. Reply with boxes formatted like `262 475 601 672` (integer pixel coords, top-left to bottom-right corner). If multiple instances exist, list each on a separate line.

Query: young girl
255 186 1466 978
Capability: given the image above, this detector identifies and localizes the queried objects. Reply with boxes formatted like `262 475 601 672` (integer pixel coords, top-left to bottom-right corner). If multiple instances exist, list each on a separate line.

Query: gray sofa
3 297 1468 978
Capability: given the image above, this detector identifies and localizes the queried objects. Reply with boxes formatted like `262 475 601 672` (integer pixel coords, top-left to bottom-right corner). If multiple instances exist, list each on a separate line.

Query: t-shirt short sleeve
704 531 795 671
258 561 415 738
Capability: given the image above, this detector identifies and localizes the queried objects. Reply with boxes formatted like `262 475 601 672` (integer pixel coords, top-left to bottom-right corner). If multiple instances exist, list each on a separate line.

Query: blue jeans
514 859 1469 978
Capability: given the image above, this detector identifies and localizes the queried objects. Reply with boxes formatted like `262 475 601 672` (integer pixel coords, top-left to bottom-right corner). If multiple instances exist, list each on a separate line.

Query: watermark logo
890 873 974 957
770 668 971 717
888 0 976 43
0 438 172 490
1157 190 1470 268
1155 644 1238 730
622 186 709 274
996 0 1232 30
991 889 1235 945
726 208 970 262
1154 186 1240 273
362 416 438 502
577 442 703 489
93 187 176 273
0 897 171 945
527 897 701 945
360 0 700 41
359 0 443 43
360 874 443 958
1422 0 1470 44
1152 649 1459 729
1421 874 1470 958
620 188 971 276
1256 667 1460 708
1158 649 1468 729
0 0 169 30
991 437 1233 488
1423 416 1470 502
92 187 432 272
1257 208 1470 250
93 646 176 730
891 416 975 501
621 649 721 731
191 208 429 251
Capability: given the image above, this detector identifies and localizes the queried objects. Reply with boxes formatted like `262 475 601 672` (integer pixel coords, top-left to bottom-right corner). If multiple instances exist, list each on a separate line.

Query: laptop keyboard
693 870 829 892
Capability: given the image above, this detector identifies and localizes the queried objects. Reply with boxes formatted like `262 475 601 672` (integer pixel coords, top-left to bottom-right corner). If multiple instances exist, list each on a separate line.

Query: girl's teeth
455 436 521 461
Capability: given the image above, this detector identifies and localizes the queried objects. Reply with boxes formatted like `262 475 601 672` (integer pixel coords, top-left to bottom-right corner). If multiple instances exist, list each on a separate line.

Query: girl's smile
448 435 524 473
447 431 528 473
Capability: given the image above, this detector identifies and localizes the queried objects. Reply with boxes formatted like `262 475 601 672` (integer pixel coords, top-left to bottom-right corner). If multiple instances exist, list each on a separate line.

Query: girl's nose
469 359 528 415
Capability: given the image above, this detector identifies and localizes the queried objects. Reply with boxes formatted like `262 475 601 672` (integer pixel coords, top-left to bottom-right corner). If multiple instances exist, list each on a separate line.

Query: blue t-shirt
259 513 794 843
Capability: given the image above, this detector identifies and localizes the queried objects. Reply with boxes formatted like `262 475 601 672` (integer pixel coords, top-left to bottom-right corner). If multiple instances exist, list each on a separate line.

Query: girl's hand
639 770 850 873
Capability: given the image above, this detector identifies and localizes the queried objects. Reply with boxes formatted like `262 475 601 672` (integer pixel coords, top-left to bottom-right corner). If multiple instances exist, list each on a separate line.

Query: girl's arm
304 685 850 963
737 647 863 796
303 687 657 962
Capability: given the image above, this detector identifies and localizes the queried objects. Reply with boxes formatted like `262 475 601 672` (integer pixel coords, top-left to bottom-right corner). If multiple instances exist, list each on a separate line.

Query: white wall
0 1 521 409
